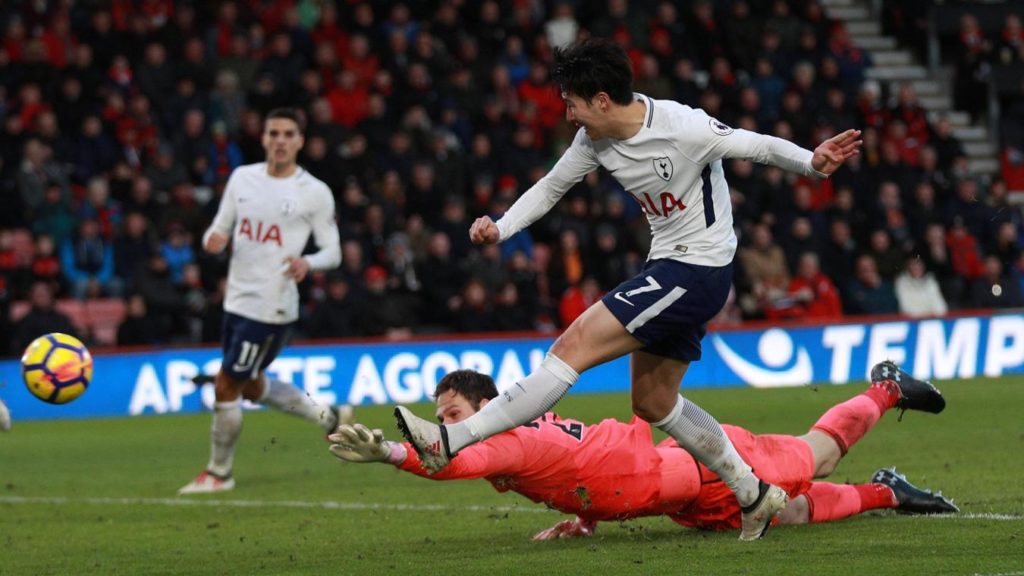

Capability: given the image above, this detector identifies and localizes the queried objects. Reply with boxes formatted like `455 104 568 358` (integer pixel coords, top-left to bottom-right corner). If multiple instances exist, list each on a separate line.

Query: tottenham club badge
281 198 296 216
653 157 673 181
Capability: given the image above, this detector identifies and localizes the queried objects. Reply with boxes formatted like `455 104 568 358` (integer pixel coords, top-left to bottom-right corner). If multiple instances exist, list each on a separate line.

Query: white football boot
394 406 451 473
178 471 236 495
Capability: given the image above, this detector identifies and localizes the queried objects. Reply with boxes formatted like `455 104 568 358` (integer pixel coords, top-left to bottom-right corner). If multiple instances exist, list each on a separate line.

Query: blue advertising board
2 312 1022 421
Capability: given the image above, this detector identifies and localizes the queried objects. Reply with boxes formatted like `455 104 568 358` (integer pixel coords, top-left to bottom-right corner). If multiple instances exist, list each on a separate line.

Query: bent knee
632 397 673 423
215 372 250 401
814 456 839 479
550 325 584 359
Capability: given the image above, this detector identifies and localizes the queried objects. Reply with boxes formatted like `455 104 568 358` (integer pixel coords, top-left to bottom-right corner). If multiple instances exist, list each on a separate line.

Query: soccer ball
21 333 93 405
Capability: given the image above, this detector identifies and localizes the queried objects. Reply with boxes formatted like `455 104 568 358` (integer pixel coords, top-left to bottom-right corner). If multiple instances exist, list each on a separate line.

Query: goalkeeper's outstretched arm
328 424 407 464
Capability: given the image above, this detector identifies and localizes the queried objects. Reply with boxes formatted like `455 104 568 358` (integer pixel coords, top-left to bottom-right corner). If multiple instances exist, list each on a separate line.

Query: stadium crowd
1 0 1023 356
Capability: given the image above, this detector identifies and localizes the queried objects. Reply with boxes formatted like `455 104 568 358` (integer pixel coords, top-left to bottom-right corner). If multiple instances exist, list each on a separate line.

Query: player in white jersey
0 397 11 432
395 39 862 540
179 108 345 494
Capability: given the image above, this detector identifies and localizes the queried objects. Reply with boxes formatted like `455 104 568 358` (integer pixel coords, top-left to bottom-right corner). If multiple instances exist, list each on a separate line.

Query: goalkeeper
330 366 957 539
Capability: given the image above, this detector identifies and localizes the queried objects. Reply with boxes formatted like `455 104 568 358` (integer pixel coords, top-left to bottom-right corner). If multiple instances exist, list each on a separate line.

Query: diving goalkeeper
329 363 955 539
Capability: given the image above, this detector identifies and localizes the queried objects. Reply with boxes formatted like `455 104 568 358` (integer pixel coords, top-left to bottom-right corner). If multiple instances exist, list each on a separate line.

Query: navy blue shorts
601 259 733 362
221 311 294 380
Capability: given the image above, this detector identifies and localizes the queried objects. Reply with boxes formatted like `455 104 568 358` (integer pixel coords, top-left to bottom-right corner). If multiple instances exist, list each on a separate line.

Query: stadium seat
85 298 127 346
54 299 90 335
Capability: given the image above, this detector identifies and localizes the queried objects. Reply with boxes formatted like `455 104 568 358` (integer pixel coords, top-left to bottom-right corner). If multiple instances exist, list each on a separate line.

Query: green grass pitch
2 377 1022 575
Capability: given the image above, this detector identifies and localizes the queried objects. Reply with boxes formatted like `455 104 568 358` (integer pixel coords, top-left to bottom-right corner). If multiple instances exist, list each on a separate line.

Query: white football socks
258 377 337 432
653 395 760 507
207 398 242 477
445 354 580 454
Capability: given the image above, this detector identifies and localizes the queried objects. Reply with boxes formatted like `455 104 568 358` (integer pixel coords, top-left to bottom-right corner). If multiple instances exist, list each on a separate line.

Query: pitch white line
0 497 1020 522
926 512 1023 521
0 495 549 514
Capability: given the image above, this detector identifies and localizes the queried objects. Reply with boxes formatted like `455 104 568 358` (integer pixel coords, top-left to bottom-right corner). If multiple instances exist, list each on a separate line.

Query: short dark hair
434 370 498 410
552 38 634 106
264 107 306 134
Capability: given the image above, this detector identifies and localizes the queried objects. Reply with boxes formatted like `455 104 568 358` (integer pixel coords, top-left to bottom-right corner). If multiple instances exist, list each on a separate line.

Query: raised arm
691 112 861 178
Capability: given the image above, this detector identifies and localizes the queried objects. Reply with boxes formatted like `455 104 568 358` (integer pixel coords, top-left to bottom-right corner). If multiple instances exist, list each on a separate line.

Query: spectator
990 221 1022 272
771 252 843 320
144 143 187 194
946 216 985 284
493 281 533 332
416 231 464 328
558 276 604 328
919 223 963 309
174 109 211 185
116 293 161 346
995 13 1024 65
78 176 123 239
0 230 27 296
69 115 118 184
895 257 948 318
453 278 497 333
29 233 61 291
60 219 121 299
931 116 965 172
205 121 243 185
846 254 899 315
463 242 506 295
821 219 858 301
32 184 75 245
159 223 194 284
305 273 358 339
969 256 1024 309
548 228 586 299
357 265 414 338
866 228 904 281
907 181 943 243
588 224 630 292
134 253 186 341
953 13 991 120
738 223 790 317
544 2 579 50
10 281 78 355
17 138 68 221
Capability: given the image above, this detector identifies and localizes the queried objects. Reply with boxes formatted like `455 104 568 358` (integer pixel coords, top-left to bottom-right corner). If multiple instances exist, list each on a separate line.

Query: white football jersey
204 163 341 324
496 94 825 267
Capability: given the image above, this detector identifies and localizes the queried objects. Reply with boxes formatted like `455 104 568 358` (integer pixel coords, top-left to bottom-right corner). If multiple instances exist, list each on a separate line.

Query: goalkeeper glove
328 423 406 464
531 517 597 541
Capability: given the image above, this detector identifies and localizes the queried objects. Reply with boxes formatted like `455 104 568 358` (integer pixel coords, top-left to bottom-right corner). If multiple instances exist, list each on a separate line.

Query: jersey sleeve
495 129 599 241
395 432 527 480
302 184 342 271
202 170 239 247
681 111 827 178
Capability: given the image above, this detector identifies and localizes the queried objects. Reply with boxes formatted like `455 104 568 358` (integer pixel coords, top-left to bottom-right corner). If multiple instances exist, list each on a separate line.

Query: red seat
86 298 127 346
53 299 89 335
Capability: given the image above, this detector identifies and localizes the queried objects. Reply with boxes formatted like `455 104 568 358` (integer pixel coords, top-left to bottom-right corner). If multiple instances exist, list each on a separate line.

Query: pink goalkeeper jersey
397 413 699 521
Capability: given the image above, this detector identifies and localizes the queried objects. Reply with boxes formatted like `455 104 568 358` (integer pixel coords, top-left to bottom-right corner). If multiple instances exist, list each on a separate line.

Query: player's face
435 390 487 425
562 91 605 140
262 117 304 166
